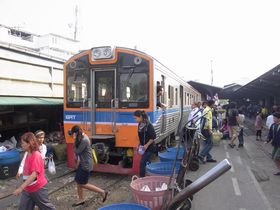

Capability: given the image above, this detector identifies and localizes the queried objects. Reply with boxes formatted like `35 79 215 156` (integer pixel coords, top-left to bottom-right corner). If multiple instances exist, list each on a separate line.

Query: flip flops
102 191 108 202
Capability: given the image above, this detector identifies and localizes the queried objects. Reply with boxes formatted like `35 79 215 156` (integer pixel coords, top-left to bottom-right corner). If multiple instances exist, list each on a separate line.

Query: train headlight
93 48 101 58
103 48 112 57
91 46 114 60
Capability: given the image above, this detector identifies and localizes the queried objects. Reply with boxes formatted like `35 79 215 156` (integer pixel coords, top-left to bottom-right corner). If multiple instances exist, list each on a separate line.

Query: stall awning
0 97 63 106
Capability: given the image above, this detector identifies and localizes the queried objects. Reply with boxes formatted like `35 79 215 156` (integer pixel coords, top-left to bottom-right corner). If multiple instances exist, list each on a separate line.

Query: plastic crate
98 203 150 210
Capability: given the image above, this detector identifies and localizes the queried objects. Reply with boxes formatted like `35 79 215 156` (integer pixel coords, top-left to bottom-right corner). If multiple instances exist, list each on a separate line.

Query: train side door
91 69 117 135
160 76 167 134
177 85 184 135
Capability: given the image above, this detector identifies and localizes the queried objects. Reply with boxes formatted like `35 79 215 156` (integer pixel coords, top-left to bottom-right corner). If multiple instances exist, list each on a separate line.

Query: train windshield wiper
121 66 136 83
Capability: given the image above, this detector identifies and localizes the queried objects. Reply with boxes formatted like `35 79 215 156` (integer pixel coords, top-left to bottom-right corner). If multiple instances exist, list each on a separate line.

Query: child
265 112 280 176
13 132 55 209
34 130 47 160
255 112 263 141
220 119 229 140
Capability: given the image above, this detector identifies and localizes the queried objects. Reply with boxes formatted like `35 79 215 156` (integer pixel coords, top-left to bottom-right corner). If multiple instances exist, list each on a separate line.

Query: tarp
0 96 63 106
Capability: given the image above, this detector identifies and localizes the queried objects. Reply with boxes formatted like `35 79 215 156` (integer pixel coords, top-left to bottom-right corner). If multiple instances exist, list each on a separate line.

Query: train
63 46 201 175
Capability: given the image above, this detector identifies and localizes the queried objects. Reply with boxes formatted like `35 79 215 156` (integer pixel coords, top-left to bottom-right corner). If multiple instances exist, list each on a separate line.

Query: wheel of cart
176 125 203 191
185 125 203 172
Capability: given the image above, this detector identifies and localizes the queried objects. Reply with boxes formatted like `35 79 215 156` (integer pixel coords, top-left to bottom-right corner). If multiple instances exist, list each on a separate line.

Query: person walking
17 130 48 179
187 102 202 128
266 105 279 130
70 125 108 207
265 112 280 176
186 102 202 141
227 102 240 148
198 100 217 163
238 110 245 148
13 132 55 210
255 111 263 141
134 110 156 177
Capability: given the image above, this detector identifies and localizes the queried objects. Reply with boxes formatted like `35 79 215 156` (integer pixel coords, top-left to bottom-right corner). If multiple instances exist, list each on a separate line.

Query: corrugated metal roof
229 64 280 100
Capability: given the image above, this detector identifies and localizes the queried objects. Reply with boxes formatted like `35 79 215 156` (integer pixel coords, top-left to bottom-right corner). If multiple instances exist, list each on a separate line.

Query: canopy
0 97 63 106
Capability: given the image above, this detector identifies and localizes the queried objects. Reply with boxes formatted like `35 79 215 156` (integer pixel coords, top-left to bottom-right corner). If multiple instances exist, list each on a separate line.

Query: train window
168 85 174 107
66 56 90 108
161 76 166 103
175 88 178 105
191 94 194 104
187 93 190 105
119 72 148 107
67 73 88 105
95 71 114 108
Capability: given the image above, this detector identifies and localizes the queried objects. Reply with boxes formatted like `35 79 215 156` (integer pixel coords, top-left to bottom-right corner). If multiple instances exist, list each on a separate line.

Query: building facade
0 24 79 99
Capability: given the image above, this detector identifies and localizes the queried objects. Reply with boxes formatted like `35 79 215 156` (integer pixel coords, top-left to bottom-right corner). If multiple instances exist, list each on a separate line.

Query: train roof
65 46 191 87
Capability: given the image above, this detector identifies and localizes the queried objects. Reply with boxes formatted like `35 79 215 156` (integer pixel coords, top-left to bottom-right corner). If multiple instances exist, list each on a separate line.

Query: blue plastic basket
158 151 184 162
146 161 180 175
0 150 20 165
98 203 150 210
166 146 185 154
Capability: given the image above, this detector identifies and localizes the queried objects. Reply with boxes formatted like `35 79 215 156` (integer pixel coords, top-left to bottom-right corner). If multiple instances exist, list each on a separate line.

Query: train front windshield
66 55 90 108
65 51 150 109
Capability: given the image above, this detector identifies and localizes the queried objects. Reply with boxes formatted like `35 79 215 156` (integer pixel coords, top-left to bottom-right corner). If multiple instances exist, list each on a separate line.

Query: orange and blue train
64 46 201 175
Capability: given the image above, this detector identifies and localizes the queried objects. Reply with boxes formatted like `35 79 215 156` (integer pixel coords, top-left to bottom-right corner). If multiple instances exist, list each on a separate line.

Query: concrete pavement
185 123 280 210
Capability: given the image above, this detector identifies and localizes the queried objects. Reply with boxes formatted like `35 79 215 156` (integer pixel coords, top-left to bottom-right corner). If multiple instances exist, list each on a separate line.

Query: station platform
0 116 278 209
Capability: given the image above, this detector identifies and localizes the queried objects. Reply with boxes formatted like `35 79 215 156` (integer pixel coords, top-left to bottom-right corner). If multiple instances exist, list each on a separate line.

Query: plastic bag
140 185 151 192
48 158 56 175
137 145 144 155
0 146 7 152
155 183 168 191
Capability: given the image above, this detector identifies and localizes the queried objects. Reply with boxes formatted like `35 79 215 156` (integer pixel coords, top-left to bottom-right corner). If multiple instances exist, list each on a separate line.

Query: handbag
48 157 56 175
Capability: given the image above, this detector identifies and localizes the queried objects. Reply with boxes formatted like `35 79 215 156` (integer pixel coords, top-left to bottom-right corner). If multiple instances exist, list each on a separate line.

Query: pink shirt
23 151 47 193
255 115 263 130
220 124 229 133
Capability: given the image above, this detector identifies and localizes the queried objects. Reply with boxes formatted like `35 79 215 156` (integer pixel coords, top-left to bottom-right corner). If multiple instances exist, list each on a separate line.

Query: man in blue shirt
266 112 280 176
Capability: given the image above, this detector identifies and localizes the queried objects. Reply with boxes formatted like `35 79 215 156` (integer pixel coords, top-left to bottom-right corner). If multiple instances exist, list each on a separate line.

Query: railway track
2 160 131 210
49 171 131 210
2 161 74 209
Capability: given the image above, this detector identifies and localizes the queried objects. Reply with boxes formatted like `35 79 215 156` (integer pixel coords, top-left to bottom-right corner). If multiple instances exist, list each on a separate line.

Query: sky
1 0 280 87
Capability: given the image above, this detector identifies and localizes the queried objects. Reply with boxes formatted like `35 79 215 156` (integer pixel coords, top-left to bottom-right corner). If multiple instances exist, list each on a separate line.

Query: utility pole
211 60 213 86
74 5 78 40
